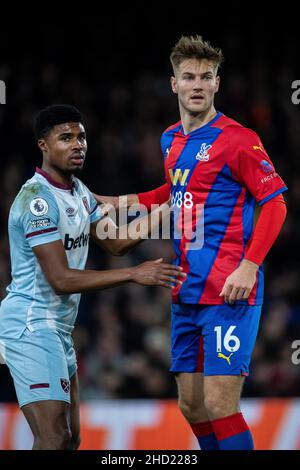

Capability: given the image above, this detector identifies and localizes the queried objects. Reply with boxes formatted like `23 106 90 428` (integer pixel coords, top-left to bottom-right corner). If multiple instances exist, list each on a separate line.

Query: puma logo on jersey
168 169 190 186
64 232 89 250
217 352 233 365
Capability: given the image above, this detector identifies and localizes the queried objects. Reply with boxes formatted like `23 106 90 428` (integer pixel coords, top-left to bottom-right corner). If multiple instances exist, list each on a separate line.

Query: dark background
0 11 300 401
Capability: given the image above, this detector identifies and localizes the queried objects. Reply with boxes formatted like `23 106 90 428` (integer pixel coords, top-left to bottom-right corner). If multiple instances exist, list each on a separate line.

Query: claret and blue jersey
0 167 102 340
161 112 287 306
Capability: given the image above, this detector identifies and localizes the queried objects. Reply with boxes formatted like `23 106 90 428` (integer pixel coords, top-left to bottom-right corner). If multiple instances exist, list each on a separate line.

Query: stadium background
0 11 300 449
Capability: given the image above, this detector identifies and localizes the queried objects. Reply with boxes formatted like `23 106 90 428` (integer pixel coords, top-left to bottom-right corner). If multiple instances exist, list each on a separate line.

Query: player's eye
61 135 71 141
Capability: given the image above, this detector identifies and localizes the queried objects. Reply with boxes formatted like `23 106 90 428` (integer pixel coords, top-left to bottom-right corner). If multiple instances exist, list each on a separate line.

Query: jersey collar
36 167 75 191
179 111 223 136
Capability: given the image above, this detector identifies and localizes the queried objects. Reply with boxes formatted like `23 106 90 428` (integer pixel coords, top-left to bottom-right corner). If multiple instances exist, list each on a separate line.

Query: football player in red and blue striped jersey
95 36 287 450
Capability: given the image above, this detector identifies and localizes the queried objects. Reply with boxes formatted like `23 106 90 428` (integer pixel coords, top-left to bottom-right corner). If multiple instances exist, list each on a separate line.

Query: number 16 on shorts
214 325 240 353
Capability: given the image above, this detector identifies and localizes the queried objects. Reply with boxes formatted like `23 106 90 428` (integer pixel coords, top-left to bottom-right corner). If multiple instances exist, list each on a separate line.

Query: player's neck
180 106 217 135
41 163 73 187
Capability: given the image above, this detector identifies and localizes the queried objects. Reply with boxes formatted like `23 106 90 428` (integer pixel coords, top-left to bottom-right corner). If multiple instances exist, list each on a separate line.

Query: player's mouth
69 152 85 165
190 95 205 101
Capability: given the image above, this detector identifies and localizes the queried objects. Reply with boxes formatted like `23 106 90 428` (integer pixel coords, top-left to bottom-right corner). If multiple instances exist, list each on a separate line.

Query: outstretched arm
138 183 170 208
94 183 170 211
90 203 170 256
33 240 185 295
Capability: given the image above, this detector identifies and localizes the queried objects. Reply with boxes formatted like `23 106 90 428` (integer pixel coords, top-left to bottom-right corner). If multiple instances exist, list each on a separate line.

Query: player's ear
215 75 220 93
37 139 47 152
171 76 178 94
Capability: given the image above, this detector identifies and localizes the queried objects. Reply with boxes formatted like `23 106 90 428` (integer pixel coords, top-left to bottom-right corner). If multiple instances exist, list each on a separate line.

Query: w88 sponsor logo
171 191 193 208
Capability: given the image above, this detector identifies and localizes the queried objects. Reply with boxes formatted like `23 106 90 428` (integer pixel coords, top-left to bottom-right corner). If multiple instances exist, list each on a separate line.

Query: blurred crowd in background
0 13 300 401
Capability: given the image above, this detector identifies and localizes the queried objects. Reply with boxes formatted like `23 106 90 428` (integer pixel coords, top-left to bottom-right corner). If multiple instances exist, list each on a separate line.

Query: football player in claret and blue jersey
95 36 288 450
0 104 185 450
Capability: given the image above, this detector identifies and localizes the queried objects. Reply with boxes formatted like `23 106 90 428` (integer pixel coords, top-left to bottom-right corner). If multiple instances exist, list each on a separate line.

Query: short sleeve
88 190 103 224
19 185 61 248
228 128 288 205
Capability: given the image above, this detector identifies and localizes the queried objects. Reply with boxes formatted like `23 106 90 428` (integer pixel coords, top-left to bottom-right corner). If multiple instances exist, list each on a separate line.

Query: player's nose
72 139 84 150
193 78 203 90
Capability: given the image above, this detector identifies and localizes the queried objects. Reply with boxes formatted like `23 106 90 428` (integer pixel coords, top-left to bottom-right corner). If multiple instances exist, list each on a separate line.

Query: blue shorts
0 328 77 408
170 303 262 376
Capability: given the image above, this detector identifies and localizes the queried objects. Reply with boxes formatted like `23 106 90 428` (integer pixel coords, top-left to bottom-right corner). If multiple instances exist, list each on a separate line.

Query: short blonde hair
170 35 224 72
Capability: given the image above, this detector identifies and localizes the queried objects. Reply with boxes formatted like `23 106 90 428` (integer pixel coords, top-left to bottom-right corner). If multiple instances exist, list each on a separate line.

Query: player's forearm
244 195 287 266
116 185 170 209
121 194 139 206
92 203 169 255
115 204 170 254
105 194 139 208
137 183 170 209
54 267 134 294
94 186 169 211
93 194 139 211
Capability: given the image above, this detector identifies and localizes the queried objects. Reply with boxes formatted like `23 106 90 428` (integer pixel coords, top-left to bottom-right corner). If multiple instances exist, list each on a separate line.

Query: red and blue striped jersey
162 113 287 305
